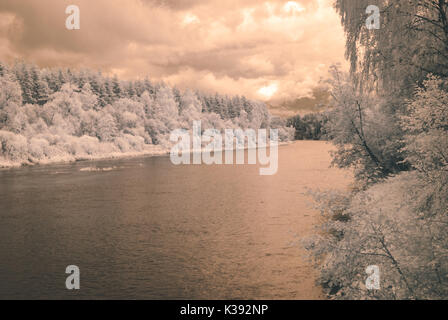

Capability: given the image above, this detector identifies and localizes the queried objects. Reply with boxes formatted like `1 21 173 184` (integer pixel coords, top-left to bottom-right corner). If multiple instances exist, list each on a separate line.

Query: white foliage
0 64 291 167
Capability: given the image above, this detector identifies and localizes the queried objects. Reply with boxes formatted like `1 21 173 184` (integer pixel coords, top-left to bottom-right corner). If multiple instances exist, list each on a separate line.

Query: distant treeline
0 61 269 118
286 112 328 141
0 61 293 167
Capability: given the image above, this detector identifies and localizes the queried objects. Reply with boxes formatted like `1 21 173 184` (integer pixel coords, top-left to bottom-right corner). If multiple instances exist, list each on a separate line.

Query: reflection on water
0 141 351 299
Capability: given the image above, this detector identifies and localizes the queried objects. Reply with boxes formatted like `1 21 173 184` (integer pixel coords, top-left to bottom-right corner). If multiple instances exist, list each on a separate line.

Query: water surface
0 141 351 299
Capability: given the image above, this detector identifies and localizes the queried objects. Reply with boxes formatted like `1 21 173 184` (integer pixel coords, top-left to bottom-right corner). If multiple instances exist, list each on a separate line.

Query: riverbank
0 145 168 169
0 141 293 170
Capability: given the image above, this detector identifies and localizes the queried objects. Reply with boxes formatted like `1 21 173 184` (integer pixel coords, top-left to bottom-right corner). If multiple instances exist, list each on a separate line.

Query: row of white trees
305 0 448 300
0 62 293 166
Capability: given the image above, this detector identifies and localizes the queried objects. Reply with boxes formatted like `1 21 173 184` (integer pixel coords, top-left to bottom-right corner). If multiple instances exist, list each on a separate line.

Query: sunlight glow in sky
258 83 279 99
283 1 306 14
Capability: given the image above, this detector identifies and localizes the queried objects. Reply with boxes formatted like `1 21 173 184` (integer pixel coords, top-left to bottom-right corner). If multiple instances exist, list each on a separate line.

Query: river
0 141 351 299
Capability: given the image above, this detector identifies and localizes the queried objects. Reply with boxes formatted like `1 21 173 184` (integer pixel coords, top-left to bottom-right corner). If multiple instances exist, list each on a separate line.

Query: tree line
0 61 293 167
287 112 328 141
305 0 448 300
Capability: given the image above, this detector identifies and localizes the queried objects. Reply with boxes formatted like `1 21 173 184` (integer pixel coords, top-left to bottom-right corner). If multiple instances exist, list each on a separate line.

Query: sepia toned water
0 141 351 299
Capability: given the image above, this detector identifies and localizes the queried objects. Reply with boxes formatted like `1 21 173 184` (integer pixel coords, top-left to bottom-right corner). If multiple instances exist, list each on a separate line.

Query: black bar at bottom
0 300 440 319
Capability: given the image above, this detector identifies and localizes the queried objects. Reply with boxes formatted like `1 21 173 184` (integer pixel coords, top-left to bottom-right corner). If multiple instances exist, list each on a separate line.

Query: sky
0 0 346 107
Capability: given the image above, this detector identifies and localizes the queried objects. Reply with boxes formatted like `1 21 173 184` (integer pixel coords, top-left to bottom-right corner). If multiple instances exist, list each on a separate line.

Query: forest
287 112 328 141
0 61 293 167
306 0 448 299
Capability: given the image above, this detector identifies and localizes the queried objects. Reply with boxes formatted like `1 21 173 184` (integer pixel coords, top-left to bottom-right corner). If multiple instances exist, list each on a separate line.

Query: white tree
401 75 448 217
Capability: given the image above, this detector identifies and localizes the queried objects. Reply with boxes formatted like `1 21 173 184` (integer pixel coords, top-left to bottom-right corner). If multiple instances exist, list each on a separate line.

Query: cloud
0 0 346 103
